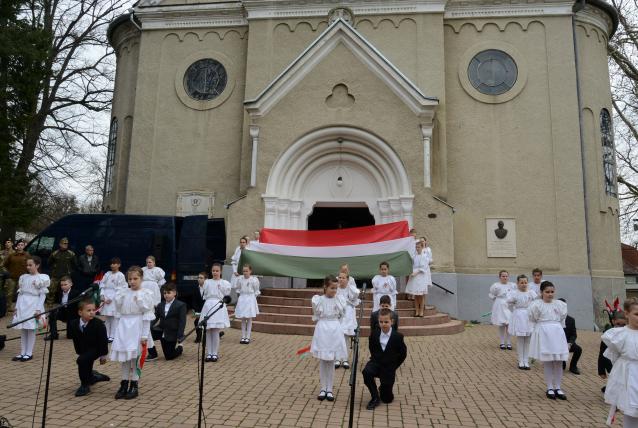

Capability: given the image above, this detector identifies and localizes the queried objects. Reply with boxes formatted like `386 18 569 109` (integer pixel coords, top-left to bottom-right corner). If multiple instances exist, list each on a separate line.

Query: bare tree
609 0 638 240
0 0 128 235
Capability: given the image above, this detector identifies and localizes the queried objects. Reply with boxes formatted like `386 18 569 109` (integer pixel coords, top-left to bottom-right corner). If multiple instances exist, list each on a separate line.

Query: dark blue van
24 214 226 302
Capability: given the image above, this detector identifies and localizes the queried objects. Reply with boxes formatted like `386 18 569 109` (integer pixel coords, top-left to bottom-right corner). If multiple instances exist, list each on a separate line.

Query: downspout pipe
572 0 593 276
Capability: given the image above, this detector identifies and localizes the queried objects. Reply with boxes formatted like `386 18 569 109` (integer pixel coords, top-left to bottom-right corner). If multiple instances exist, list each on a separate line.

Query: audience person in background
3 239 30 312
47 237 76 305
77 245 100 293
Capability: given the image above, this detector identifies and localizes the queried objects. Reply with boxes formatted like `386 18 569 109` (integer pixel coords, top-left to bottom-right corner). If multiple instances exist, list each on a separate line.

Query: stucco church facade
106 0 623 327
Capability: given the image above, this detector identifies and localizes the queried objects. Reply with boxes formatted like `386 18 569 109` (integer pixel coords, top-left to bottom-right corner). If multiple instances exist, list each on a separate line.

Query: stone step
256 304 436 317
260 287 412 300
257 295 424 310
248 312 449 326
231 319 466 336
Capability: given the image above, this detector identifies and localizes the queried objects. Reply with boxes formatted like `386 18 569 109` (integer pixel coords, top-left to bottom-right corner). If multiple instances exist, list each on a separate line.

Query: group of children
488 268 638 427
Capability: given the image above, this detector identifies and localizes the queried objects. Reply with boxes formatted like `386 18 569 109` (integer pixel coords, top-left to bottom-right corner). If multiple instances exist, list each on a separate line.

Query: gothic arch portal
262 126 414 229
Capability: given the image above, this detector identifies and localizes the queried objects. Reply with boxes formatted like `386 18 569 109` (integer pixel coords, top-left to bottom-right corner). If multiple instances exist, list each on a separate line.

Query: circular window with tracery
183 58 227 101
468 50 518 96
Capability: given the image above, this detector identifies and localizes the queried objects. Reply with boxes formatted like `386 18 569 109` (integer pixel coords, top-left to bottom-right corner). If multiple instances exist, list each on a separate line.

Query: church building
106 0 623 328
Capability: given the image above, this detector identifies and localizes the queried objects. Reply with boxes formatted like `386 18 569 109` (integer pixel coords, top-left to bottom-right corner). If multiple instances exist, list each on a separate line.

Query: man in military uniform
47 237 77 305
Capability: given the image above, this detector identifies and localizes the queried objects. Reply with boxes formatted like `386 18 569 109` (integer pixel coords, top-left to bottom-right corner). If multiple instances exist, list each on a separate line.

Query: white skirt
100 288 118 316
111 314 144 362
405 273 428 295
341 305 357 336
12 294 42 330
508 308 532 336
234 294 259 319
201 298 230 329
311 319 348 361
605 359 638 417
490 297 511 326
529 321 569 361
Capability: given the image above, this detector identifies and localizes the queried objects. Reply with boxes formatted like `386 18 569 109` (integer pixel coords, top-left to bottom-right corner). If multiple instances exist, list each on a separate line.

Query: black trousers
77 350 99 386
49 311 73 338
564 342 582 370
363 361 396 403
160 338 183 360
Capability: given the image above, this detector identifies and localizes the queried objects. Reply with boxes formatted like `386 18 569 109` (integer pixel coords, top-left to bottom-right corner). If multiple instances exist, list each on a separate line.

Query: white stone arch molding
262 126 414 230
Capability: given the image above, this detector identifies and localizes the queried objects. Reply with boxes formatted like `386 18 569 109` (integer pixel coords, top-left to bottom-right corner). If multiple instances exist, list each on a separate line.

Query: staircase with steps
230 288 464 336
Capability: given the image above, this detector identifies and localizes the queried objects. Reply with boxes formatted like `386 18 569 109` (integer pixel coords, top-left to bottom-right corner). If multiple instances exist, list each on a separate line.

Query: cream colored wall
124 27 248 217
444 17 590 275
106 22 141 213
575 21 624 278
229 41 456 269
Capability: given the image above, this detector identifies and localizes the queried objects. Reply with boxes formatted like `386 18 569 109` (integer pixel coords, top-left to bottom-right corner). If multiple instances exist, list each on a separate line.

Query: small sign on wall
177 191 215 218
486 218 516 258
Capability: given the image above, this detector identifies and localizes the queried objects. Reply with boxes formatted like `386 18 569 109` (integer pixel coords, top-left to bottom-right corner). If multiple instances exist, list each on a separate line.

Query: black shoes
325 392 334 402
75 385 90 397
211 354 218 362
12 355 23 361
125 381 139 399
317 390 327 401
115 380 129 399
90 371 110 384
546 389 556 400
205 354 213 362
342 361 350 369
367 398 380 410
569 368 581 375
499 344 506 350
554 389 567 400
506 344 512 350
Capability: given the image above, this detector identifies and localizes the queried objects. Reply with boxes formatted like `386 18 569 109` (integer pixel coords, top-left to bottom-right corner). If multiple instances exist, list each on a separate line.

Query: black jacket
368 328 407 371
77 254 100 277
192 286 205 313
56 287 82 322
152 299 187 342
563 315 577 345
68 317 109 357
370 310 400 332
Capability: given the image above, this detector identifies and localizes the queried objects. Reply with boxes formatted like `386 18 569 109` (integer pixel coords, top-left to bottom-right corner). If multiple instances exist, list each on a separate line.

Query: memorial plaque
177 191 215 218
486 218 516 258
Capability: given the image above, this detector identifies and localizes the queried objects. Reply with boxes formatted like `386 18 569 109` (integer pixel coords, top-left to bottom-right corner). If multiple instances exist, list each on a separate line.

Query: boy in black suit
152 283 187 360
363 308 407 410
370 295 400 332
67 299 110 396
46 275 81 340
192 272 207 343
558 298 582 374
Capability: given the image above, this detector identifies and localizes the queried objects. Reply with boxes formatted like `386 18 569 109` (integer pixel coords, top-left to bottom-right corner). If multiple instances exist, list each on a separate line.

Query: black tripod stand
196 295 231 428
348 282 367 428
6 283 100 428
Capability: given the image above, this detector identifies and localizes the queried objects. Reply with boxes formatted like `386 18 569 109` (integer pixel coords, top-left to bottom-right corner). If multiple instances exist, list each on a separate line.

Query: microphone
80 282 100 297
222 295 231 305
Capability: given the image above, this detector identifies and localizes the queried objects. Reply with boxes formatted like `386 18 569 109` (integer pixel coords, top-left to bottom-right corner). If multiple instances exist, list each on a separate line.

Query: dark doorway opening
306 206 375 288
307 207 375 231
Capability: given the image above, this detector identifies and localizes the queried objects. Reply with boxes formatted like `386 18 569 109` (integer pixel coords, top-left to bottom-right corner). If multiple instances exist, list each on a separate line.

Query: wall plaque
177 191 215 218
486 218 516 258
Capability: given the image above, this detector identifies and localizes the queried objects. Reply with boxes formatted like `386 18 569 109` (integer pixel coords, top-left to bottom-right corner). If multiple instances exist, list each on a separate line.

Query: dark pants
49 311 74 338
160 338 183 360
564 342 582 370
77 350 99 386
363 361 396 403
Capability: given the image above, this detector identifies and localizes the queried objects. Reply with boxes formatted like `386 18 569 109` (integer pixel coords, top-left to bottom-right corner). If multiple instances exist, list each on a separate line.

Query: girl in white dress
489 270 515 350
142 255 166 287
311 275 347 402
602 298 638 427
11 256 49 362
234 264 260 344
201 263 232 362
99 257 127 341
335 271 360 369
405 241 429 317
528 281 569 400
371 261 397 311
338 264 357 288
110 266 155 400
230 236 249 287
506 274 537 369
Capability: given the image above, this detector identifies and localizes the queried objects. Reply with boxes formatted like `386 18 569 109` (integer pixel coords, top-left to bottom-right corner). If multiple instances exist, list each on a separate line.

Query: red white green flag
239 221 414 279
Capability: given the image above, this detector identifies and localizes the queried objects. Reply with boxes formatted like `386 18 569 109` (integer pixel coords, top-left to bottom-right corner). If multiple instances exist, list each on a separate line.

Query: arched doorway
263 126 414 230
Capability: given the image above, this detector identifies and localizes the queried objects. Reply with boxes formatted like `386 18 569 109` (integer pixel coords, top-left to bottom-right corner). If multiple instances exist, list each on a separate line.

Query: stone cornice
575 4 614 38
134 2 247 30
444 0 574 20
242 0 447 19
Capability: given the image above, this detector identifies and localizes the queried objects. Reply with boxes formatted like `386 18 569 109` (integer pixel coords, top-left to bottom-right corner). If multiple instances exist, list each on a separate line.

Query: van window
28 236 55 258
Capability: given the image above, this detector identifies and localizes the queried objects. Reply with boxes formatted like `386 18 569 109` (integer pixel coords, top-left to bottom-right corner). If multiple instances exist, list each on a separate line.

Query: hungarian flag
239 221 414 279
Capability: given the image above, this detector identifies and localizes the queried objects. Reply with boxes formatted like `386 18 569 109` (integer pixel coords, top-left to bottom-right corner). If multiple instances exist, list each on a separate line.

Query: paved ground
0 316 621 428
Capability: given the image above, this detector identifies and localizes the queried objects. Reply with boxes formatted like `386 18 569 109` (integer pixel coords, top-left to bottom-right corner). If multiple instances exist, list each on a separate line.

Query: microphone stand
197 298 227 428
7 283 99 428
348 282 367 428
